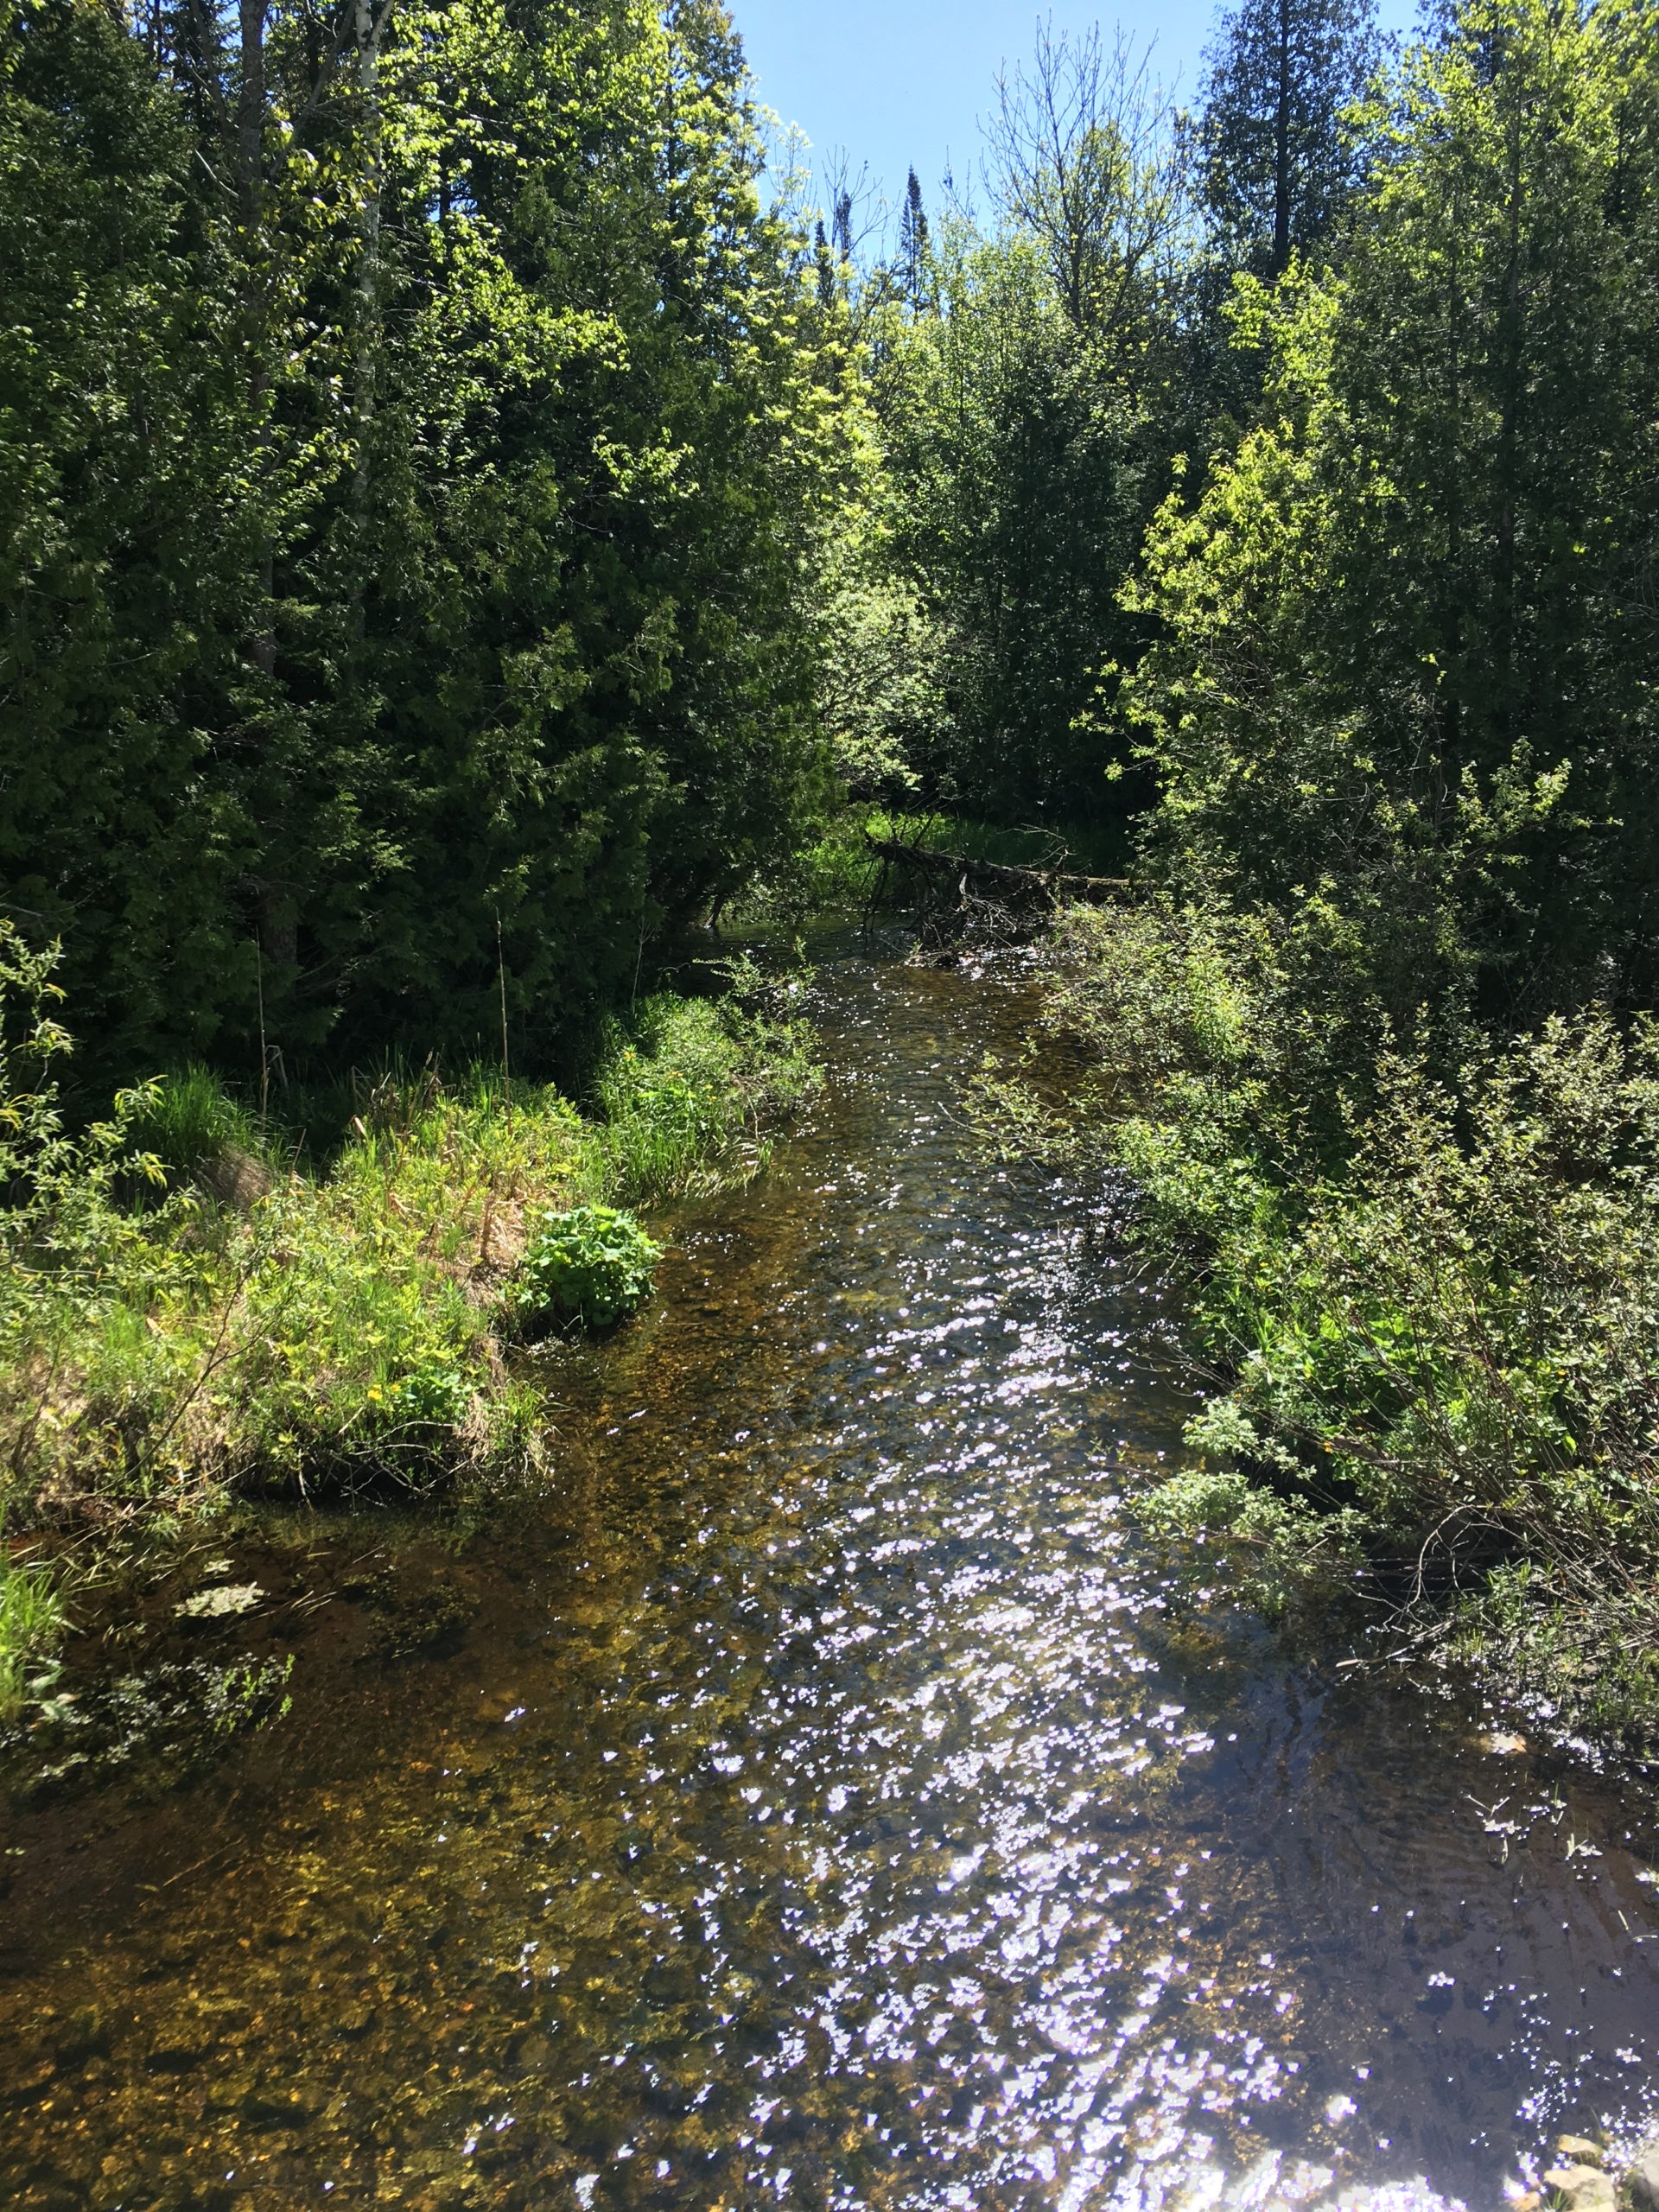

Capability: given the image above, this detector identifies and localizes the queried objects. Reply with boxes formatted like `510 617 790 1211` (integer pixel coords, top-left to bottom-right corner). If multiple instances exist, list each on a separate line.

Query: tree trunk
1272 0 1292 276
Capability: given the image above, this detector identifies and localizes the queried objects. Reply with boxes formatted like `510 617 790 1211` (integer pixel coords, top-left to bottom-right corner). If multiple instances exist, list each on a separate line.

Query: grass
0 1540 65 1719
0 929 821 1703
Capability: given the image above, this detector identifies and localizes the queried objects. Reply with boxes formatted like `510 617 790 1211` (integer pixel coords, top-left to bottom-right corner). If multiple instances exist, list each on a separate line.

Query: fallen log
864 835 1130 908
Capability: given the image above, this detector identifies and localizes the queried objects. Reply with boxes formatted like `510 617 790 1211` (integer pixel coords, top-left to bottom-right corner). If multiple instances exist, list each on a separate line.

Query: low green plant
512 1205 661 1332
1 936 817 1561
0 1538 66 1719
591 981 818 1205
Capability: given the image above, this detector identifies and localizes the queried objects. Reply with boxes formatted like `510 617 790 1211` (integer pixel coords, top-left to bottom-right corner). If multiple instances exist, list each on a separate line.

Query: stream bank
0 968 815 1719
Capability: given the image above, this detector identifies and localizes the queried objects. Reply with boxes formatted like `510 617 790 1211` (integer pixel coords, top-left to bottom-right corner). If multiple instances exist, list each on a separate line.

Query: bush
985 897 1659 1743
511 1205 660 1332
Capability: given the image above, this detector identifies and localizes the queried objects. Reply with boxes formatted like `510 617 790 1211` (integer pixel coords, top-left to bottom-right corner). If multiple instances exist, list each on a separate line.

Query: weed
0 931 819 1680
512 1206 660 1332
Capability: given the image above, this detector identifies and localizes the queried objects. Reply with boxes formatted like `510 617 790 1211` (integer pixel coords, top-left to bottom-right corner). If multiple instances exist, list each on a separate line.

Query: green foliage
1139 1459 1365 1618
813 526 941 805
1000 893 1659 1738
870 224 1181 823
0 1539 64 1720
1130 0 1659 1017
0 0 860 1087
1198 0 1380 276
125 1067 264 1184
0 950 817 1575
590 976 820 1203
1208 1017 1659 1566
512 1205 660 1332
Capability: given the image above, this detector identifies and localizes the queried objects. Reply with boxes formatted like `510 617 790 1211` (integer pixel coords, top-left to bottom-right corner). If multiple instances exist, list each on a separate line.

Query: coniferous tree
815 217 836 307
1133 0 1659 1014
831 188 853 264
0 0 863 1086
898 167 930 308
1199 0 1380 275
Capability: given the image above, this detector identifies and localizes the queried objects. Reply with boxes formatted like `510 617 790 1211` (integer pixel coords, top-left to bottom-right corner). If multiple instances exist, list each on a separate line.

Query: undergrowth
975 899 1659 1749
0 925 820 1699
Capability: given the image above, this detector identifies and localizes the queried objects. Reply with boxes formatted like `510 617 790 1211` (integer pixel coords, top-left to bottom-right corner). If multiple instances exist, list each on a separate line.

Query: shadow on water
1 949 1657 2212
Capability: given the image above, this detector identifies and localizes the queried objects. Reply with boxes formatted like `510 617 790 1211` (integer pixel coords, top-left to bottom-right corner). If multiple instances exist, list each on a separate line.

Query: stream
3 949 1658 2212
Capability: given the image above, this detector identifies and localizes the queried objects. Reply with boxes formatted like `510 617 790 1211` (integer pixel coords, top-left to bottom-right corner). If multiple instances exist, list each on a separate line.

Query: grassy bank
976 899 1659 1751
0 930 817 1713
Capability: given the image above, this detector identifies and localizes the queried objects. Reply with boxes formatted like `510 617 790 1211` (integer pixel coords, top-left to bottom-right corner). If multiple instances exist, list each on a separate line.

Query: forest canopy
1 0 861 1086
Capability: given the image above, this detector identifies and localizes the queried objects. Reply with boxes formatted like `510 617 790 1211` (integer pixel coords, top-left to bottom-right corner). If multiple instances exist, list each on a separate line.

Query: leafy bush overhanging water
977 901 1659 1744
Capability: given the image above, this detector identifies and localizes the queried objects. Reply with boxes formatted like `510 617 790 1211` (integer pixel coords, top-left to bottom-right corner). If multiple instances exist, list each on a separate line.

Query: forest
4 0 1659 1747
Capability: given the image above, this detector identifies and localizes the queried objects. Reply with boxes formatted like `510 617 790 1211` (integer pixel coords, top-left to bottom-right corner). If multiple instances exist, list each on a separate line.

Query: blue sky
736 0 1421 223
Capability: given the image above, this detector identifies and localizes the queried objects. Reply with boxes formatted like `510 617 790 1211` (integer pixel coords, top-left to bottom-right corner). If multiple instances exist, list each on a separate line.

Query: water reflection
1 955 1656 2212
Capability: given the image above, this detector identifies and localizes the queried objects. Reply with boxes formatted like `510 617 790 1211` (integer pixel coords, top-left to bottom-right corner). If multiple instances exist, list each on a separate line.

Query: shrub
511 1205 661 1332
986 896 1659 1741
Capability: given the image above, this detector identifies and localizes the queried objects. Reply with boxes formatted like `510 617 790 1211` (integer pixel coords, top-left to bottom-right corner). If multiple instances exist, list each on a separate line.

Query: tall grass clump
0 1528 66 1719
590 961 819 1204
978 899 1659 1744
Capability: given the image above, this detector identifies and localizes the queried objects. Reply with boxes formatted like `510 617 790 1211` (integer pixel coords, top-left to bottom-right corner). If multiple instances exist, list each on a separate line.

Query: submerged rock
1558 2140 1607 2171
1544 2162 1617 2212
1624 2147 1659 2212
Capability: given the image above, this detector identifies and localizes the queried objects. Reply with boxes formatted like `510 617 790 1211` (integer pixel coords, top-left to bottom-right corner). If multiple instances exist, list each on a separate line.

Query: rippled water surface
3 955 1659 2212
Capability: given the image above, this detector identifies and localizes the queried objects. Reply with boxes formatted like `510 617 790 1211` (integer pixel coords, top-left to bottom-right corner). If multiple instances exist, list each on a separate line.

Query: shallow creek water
3 951 1659 2212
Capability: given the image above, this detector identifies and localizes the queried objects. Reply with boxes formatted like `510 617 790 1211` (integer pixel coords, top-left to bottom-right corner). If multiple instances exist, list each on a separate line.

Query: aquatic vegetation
512 1206 661 1332
8 1650 296 1801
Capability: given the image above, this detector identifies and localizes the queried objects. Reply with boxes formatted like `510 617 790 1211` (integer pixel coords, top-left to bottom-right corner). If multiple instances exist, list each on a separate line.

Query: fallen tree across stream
865 835 1131 945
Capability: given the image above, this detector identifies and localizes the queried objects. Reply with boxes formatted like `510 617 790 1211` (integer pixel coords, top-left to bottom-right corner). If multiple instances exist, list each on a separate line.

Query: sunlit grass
0 984 821 1701
0 1541 65 1719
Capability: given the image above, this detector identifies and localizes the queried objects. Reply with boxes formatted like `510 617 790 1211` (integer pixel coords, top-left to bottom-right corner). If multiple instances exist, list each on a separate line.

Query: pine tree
831 188 853 265
898 167 930 309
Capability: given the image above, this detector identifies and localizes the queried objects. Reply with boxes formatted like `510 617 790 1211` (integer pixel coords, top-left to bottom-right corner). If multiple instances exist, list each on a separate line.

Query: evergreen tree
831 187 853 264
898 167 930 308
0 0 861 1086
1199 0 1380 275
1132 0 1659 1014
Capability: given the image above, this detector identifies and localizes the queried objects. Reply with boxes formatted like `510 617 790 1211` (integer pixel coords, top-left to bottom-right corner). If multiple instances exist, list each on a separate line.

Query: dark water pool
2 953 1657 2212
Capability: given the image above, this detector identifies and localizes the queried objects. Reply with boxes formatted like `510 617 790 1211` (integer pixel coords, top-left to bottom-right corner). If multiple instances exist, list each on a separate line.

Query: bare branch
982 16 1191 340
